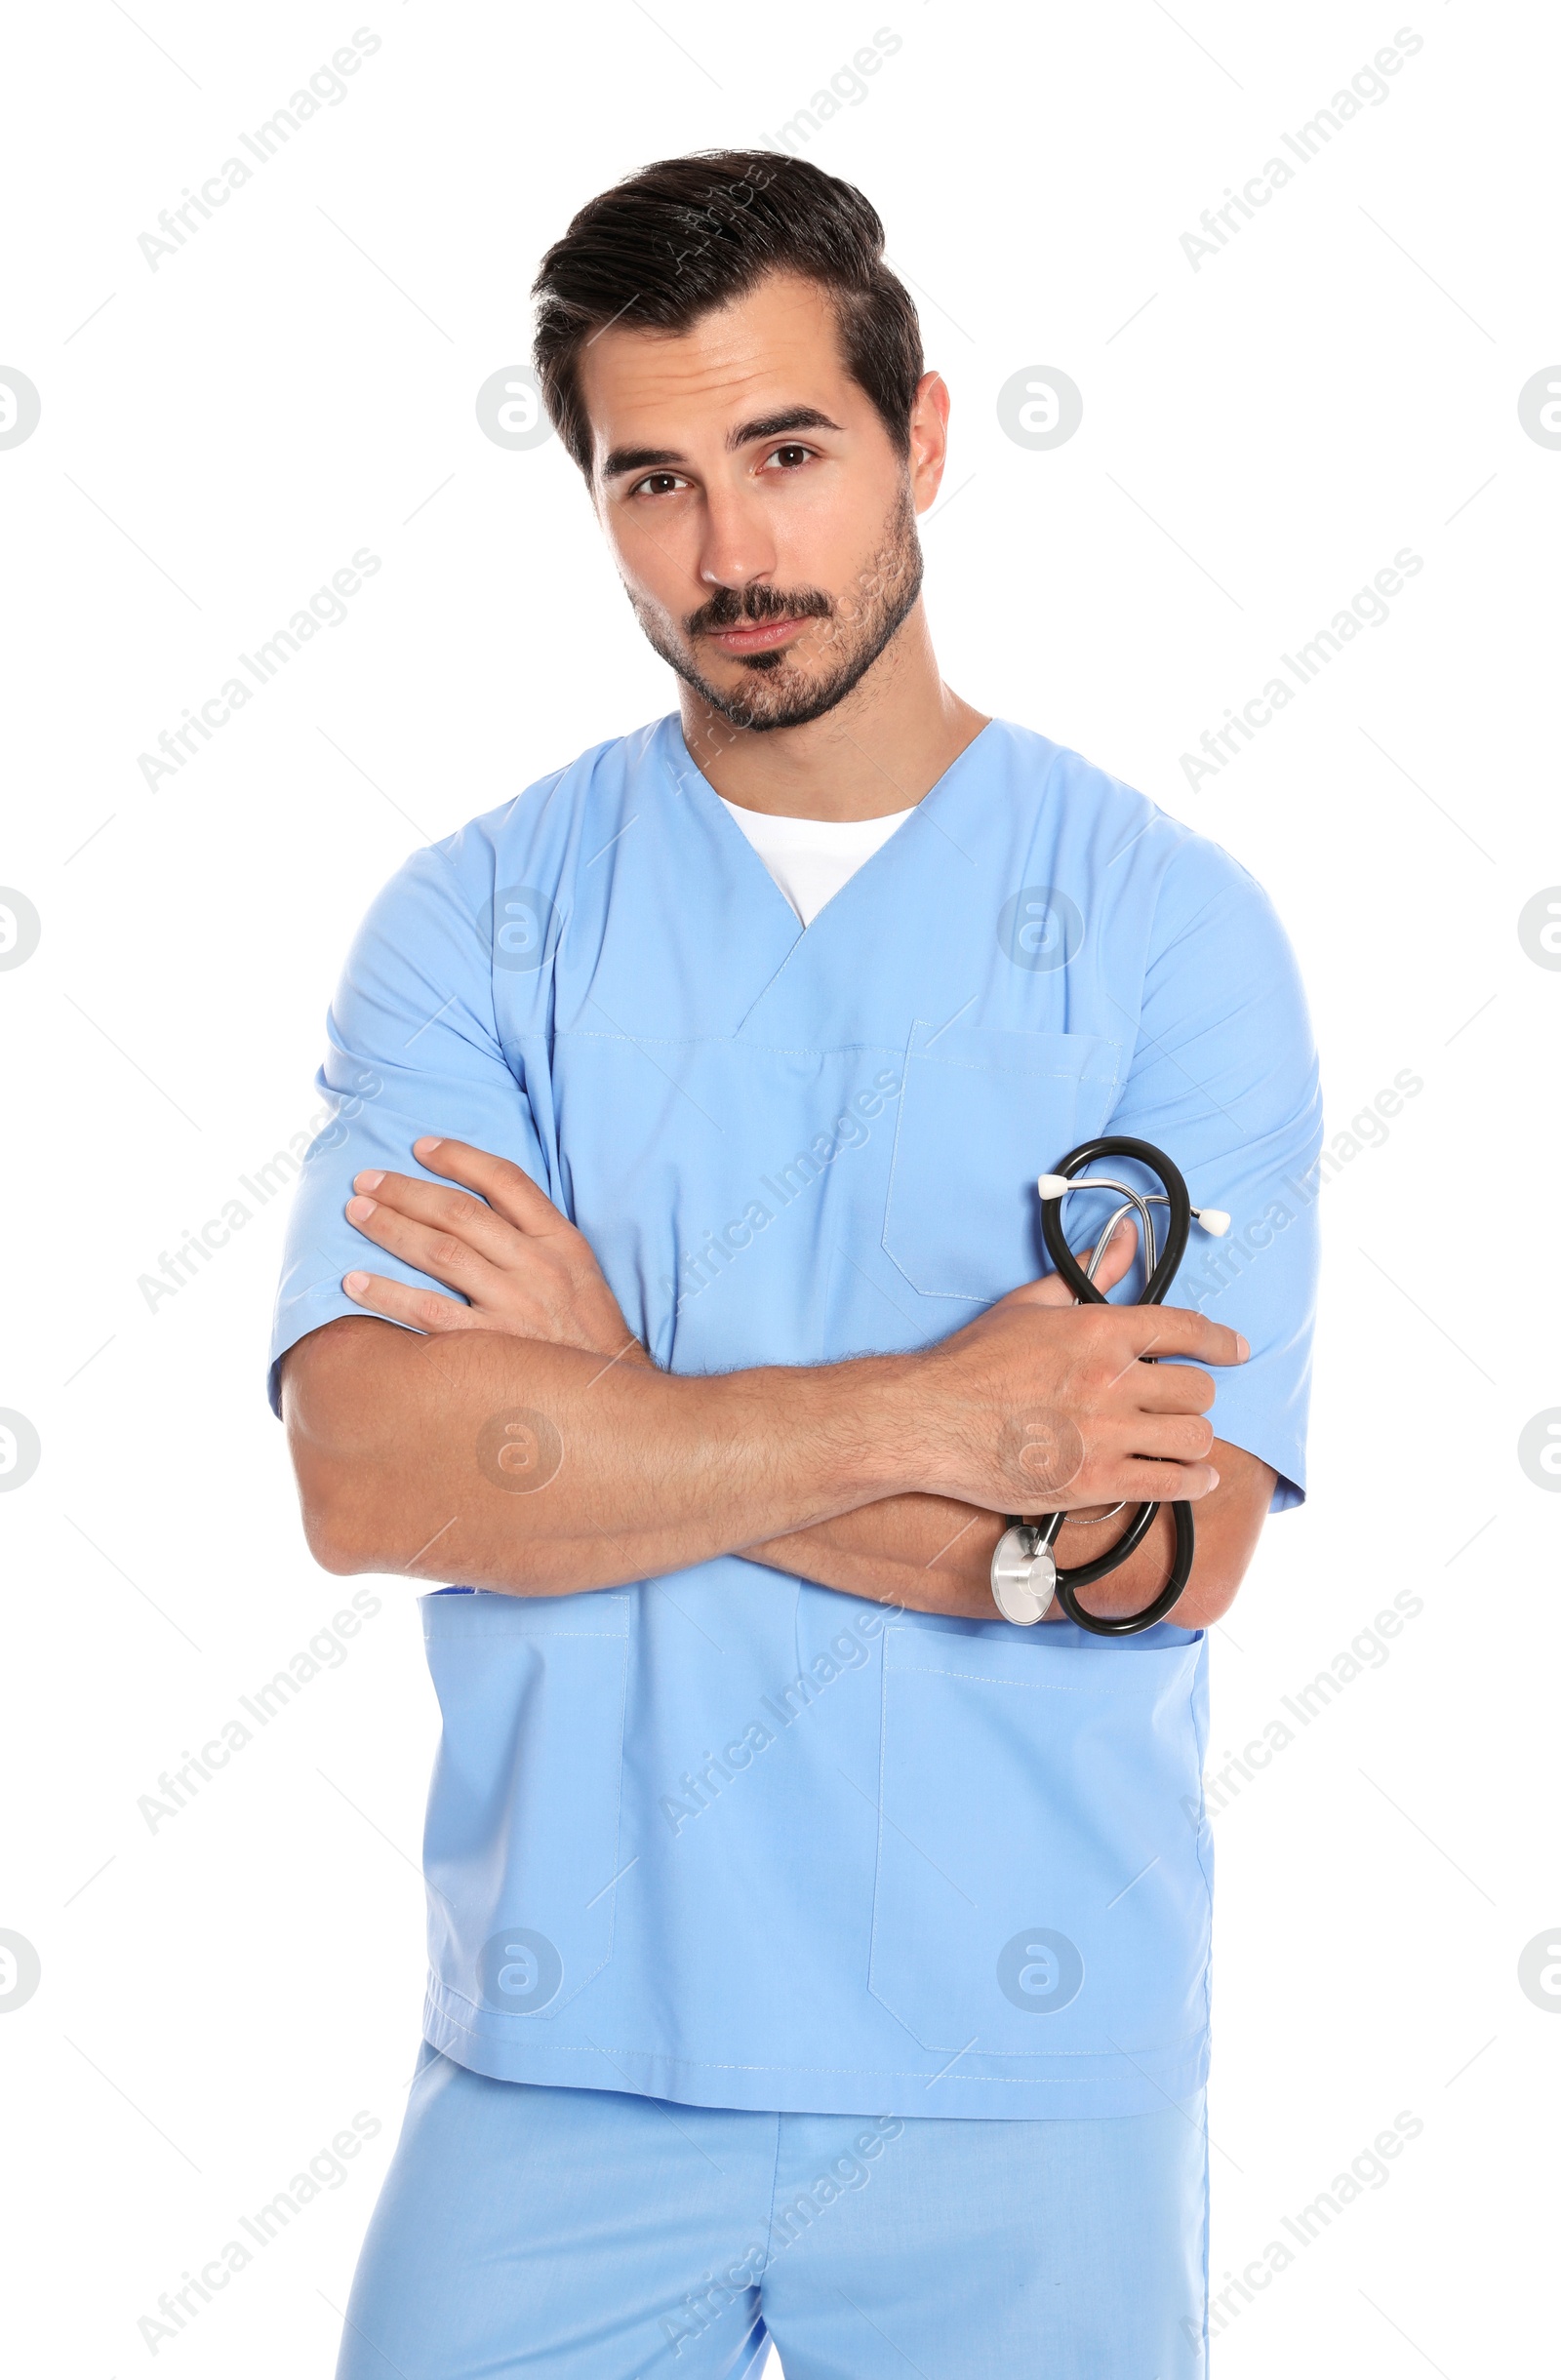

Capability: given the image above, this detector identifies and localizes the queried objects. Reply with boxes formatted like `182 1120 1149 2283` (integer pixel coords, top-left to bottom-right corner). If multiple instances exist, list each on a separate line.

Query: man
274 150 1321 2379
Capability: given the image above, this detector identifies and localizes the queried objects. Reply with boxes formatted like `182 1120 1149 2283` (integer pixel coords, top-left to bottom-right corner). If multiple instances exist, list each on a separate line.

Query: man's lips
702 615 813 654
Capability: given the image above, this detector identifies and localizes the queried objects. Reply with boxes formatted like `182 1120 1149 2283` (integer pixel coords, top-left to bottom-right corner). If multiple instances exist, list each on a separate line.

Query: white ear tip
1197 1207 1230 1236
1036 1173 1071 1200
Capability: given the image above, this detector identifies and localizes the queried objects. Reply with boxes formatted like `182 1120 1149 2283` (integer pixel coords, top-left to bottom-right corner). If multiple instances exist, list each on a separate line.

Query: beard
628 480 925 734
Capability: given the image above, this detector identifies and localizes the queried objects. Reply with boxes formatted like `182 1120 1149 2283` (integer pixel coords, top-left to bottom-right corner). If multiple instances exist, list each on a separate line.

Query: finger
411 1137 567 1239
350 1169 525 1273
1092 1409 1216 1467
1120 1306 1250 1367
1087 1214 1139 1292
1116 1456 1221 1503
1133 1364 1217 1414
1074 1456 1221 1507
1026 1220 1140 1310
341 1270 484 1334
979 1454 1221 1517
1039 1405 1215 1499
344 1192 510 1298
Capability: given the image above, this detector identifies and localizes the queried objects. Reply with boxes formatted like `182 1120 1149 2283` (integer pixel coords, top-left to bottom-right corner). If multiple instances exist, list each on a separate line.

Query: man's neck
677 606 990 821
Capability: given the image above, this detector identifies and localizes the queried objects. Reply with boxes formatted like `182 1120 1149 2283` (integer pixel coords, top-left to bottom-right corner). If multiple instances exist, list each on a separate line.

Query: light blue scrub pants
335 2044 1209 2378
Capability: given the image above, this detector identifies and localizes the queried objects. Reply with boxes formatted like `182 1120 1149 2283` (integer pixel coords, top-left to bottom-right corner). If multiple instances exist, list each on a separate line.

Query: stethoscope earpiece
1038 1174 1228 1236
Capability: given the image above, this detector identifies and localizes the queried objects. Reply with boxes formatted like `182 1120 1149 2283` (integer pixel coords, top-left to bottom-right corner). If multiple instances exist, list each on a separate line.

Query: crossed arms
280 1140 1276 1628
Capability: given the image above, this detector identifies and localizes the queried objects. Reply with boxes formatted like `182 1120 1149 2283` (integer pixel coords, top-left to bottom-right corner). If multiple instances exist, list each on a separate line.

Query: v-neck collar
661 712 1001 942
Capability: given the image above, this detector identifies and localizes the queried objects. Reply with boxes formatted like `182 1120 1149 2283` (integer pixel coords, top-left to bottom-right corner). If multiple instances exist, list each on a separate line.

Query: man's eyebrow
600 407 845 482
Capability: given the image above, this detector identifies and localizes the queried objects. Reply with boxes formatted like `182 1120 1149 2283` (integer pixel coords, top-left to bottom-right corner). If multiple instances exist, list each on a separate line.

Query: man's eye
763 445 814 471
631 472 687 497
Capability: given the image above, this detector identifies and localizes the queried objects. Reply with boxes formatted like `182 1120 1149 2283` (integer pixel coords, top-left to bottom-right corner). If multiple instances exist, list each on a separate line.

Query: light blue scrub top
269 714 1322 2121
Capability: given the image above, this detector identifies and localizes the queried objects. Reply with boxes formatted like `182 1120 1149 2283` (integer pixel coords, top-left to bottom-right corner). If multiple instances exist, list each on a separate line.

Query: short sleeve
1102 846 1322 1511
266 841 544 1416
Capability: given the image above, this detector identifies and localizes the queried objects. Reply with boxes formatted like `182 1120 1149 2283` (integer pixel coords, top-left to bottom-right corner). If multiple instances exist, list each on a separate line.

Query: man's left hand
341 1136 652 1365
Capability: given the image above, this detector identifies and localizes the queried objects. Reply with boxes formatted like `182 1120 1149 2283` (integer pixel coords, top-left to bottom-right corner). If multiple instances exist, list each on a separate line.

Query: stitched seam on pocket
911 1053 1121 1084
421 1625 628 1636
885 1660 1183 1696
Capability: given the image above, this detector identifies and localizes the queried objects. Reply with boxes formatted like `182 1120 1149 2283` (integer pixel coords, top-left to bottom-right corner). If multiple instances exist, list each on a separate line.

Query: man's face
579 270 942 733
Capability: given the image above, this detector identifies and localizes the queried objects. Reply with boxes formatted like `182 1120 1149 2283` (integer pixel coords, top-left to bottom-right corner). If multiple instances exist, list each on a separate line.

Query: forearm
746 1493 1007 1617
748 1441 1276 1627
283 1315 915 1592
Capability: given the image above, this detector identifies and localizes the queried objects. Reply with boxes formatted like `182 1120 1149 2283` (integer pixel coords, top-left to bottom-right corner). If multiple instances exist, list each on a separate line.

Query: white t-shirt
717 796 917 928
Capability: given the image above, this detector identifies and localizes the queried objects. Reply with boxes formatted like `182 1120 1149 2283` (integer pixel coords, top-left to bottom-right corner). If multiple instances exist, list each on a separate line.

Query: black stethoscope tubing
1013 1134 1197 1637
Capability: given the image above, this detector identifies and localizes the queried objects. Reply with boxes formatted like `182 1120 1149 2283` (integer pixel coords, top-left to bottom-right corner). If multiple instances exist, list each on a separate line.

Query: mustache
688 583 834 636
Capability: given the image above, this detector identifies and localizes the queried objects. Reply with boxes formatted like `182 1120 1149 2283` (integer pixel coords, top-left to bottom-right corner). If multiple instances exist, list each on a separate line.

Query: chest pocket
882 1020 1122 1300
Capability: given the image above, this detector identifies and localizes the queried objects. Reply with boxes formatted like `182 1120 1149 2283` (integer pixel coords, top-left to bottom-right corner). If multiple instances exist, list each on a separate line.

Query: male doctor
275 150 1321 2379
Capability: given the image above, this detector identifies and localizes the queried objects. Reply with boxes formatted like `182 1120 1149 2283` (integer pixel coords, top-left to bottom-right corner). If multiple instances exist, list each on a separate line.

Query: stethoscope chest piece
990 1525 1057 1626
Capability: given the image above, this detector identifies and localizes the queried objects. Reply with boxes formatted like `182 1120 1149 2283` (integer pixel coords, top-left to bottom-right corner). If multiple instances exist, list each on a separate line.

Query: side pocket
881 1020 1121 1299
869 1624 1210 2058
420 1589 630 2029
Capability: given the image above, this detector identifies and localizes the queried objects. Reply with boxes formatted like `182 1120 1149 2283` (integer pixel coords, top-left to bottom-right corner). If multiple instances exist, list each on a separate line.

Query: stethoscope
989 1135 1230 1638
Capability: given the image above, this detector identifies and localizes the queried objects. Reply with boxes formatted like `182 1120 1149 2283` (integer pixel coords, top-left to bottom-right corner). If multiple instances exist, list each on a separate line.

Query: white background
2 1 1555 2371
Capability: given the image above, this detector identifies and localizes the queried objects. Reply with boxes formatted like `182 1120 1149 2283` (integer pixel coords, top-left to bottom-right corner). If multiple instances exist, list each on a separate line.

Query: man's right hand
888 1284 1247 1516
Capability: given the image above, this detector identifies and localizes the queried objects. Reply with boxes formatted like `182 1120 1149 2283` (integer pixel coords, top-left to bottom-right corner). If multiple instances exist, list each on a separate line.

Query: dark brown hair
531 149 924 477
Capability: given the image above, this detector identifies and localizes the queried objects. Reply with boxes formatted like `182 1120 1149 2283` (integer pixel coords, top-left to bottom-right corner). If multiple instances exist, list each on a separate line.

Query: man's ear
908 370 951 514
